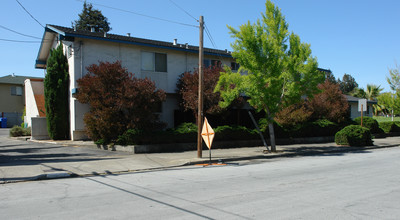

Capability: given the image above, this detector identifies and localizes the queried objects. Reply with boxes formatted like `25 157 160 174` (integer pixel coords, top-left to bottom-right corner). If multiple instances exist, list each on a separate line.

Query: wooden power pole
197 16 204 158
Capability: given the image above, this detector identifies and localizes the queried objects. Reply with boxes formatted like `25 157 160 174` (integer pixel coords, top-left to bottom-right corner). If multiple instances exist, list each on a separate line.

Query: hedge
335 125 373 146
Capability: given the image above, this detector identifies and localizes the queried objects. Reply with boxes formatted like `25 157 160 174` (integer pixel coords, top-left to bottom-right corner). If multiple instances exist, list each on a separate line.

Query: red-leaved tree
177 66 243 121
309 80 349 123
76 61 166 143
275 80 349 126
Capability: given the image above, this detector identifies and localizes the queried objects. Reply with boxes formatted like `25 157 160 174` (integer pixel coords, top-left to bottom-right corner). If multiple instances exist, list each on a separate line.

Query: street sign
358 99 367 112
201 117 215 149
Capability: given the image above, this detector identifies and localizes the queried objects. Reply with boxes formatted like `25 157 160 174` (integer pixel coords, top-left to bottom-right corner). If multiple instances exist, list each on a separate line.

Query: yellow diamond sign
201 117 215 149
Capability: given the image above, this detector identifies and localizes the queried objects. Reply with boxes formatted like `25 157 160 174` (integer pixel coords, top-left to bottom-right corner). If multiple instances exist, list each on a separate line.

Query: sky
1 0 399 92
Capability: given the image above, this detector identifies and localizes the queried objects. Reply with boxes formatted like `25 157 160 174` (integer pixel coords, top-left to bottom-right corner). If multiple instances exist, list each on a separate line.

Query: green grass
373 116 400 123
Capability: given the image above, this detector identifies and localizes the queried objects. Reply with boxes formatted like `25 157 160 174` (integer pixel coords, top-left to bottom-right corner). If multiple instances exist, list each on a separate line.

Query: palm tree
365 84 383 100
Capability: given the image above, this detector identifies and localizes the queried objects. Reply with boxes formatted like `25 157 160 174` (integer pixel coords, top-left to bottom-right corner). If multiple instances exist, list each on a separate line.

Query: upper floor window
11 86 22 96
141 52 167 72
204 59 221 68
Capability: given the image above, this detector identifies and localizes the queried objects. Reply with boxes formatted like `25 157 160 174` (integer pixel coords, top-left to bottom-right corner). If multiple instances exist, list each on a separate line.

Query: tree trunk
268 122 276 152
266 108 276 152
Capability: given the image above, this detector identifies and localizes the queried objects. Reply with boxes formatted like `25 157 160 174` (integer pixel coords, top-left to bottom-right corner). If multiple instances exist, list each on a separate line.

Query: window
11 86 22 96
231 62 240 71
204 59 221 68
141 52 167 72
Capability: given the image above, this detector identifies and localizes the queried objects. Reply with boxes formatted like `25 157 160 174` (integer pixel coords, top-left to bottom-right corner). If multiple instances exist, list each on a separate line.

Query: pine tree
44 43 70 140
72 1 111 33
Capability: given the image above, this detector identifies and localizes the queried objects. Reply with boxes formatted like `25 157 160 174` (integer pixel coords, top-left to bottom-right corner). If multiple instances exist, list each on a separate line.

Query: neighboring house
345 95 376 119
0 74 42 127
35 24 236 140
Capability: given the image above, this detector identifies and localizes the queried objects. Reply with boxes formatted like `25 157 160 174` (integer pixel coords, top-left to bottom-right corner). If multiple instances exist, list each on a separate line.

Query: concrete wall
31 117 49 140
24 79 40 127
63 38 234 140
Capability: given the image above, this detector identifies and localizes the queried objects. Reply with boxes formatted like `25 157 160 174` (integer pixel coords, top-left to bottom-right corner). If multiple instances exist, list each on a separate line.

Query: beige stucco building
35 25 236 140
0 74 42 127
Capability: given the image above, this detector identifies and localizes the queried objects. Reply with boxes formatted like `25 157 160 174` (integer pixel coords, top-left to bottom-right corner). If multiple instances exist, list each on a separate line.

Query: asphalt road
0 128 128 167
1 145 399 219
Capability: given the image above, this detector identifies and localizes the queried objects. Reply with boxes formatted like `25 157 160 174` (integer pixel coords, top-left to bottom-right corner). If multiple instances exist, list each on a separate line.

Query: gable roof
36 24 233 69
0 75 43 85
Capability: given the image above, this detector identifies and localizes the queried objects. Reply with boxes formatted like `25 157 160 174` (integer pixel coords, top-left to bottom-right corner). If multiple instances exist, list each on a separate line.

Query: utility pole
197 16 204 158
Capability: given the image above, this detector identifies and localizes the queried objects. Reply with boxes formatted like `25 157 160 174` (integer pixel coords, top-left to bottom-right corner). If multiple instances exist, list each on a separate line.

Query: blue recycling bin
0 118 7 128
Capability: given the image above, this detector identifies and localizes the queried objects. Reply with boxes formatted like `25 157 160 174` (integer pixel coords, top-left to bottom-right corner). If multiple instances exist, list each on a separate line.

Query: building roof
0 74 43 85
36 24 233 69
344 95 377 104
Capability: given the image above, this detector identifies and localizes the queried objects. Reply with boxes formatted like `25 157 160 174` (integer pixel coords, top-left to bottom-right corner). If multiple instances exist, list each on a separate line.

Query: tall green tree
214 0 324 152
387 63 400 94
72 1 111 33
385 63 400 120
338 73 358 94
44 43 70 140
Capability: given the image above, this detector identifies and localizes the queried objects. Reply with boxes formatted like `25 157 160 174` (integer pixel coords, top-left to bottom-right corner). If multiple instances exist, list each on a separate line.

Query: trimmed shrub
379 121 400 133
9 126 31 137
174 123 198 134
214 125 257 141
354 116 383 134
335 125 373 146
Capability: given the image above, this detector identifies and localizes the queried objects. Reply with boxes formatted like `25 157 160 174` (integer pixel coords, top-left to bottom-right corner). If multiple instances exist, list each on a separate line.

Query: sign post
201 117 215 164
358 99 367 127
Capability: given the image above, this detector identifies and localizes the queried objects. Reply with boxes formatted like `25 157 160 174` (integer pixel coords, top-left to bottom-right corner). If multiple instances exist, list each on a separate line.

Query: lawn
373 116 400 123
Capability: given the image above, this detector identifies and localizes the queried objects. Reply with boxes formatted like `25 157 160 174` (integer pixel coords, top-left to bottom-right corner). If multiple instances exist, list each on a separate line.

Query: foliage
76 61 166 143
324 70 337 84
351 84 382 101
9 126 31 137
214 0 324 151
177 66 243 120
387 63 400 94
335 125 373 146
214 125 258 141
44 43 70 140
379 121 400 133
309 80 349 123
377 92 400 116
275 101 312 127
72 1 111 32
173 122 198 134
354 116 383 134
338 73 358 94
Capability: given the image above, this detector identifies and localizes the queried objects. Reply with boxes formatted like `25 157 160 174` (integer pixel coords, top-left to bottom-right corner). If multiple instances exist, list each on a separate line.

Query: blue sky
1 0 399 92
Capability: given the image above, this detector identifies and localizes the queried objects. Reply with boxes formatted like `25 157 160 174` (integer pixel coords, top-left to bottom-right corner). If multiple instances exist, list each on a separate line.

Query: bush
335 125 373 146
173 123 197 134
214 125 257 141
354 116 383 134
9 126 31 137
379 121 400 133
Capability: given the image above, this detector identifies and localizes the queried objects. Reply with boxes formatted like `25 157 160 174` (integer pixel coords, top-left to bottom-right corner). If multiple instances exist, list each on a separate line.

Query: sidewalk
1 136 399 184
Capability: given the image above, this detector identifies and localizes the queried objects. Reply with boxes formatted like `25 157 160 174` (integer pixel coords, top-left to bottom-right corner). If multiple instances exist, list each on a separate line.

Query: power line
168 0 198 22
0 25 41 39
15 0 45 28
204 24 217 48
76 0 198 28
0 38 41 43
